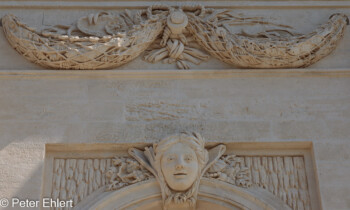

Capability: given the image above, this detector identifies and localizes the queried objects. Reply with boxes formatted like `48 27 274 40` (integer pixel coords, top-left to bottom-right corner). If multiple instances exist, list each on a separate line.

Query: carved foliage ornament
2 5 348 70
106 132 252 210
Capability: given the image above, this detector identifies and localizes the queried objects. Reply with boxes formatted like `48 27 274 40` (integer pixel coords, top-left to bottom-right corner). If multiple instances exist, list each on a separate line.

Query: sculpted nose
176 163 184 170
175 158 185 170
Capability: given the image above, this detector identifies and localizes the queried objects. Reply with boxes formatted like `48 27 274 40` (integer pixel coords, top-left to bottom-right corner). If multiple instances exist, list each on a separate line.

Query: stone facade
0 1 350 210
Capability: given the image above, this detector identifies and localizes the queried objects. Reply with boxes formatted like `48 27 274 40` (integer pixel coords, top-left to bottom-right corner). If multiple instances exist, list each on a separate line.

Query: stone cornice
1 69 350 79
0 1 350 9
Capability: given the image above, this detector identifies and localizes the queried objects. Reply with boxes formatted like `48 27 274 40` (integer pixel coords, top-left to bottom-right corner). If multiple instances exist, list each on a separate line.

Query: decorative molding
2 5 348 70
75 179 293 210
1 69 350 79
1 1 350 9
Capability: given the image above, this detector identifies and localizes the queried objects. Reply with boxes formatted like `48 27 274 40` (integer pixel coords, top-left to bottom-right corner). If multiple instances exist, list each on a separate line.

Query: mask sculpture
129 132 226 210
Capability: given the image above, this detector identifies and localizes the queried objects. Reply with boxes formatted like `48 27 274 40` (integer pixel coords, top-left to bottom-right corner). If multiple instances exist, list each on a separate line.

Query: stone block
271 120 329 140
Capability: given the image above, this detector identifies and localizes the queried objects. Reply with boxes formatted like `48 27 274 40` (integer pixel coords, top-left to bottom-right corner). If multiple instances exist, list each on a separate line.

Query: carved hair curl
154 132 208 168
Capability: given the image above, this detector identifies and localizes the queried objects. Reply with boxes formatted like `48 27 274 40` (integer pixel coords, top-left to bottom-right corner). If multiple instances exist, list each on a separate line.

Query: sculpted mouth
174 172 187 176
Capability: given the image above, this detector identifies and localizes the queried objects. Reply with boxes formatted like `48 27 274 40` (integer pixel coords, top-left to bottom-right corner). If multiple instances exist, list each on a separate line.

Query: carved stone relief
127 132 226 209
50 134 312 210
52 158 111 206
2 5 348 70
106 156 152 191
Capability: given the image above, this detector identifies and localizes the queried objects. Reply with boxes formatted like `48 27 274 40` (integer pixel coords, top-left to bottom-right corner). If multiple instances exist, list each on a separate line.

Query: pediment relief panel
43 135 320 209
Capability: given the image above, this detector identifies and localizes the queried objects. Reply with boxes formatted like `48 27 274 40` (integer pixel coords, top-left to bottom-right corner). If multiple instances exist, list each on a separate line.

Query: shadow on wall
0 142 45 203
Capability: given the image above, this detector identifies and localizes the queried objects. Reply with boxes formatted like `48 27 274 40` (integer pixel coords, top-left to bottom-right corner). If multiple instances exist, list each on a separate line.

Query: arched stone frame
74 178 291 210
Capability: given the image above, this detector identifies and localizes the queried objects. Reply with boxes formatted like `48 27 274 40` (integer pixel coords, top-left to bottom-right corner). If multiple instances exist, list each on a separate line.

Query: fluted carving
51 158 111 208
245 156 310 210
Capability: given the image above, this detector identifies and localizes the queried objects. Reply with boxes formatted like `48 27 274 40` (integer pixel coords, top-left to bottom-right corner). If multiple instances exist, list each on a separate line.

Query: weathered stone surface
1 75 349 209
0 143 44 199
0 1 349 209
125 101 202 121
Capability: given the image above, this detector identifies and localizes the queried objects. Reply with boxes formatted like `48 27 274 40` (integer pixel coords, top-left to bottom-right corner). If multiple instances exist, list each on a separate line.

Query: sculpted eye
185 155 193 162
167 156 175 161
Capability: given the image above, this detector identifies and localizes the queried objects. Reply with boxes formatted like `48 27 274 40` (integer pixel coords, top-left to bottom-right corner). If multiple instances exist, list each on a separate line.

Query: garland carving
2 5 348 69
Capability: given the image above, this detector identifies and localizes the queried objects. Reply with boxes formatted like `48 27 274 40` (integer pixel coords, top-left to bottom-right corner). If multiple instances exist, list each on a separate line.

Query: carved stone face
160 142 199 191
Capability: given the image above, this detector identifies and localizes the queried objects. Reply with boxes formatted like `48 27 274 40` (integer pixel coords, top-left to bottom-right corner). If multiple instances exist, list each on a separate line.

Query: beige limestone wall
0 72 349 209
0 1 350 209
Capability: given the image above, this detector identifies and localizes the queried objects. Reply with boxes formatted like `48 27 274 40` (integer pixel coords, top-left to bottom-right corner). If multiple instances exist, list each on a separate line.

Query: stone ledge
0 69 350 79
0 1 350 9
46 141 313 154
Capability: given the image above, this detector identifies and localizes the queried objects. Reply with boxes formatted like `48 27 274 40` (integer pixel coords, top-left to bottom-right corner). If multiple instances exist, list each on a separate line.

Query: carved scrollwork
204 154 252 188
2 5 348 70
105 156 153 191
